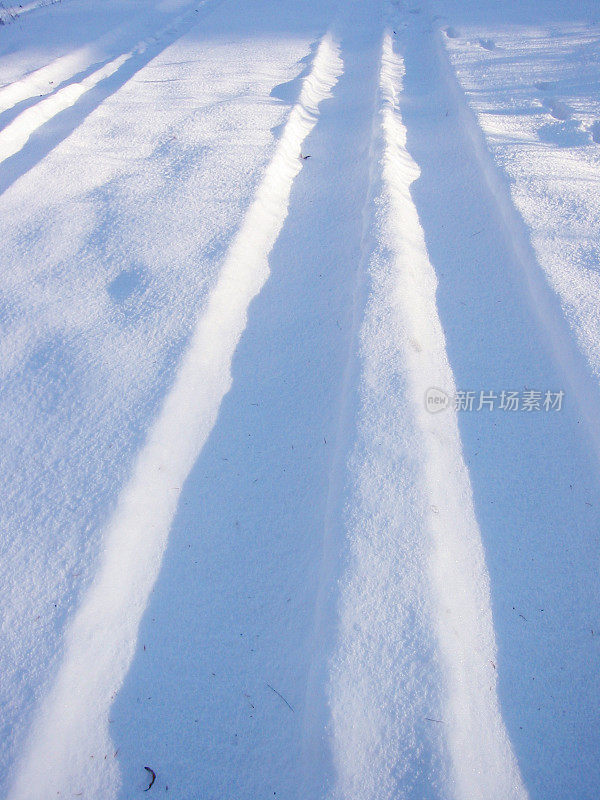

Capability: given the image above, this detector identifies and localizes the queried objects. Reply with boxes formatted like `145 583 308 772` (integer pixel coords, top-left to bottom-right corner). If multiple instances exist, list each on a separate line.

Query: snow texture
1 0 599 798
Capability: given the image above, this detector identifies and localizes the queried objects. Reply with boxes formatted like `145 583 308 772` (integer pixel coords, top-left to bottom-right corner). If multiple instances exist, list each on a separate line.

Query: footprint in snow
108 267 147 303
444 26 460 39
538 119 590 147
543 97 572 121
534 80 554 91
478 38 496 51
590 121 600 143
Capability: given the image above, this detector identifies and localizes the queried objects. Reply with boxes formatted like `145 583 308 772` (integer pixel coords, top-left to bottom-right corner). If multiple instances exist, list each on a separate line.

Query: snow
326 30 526 800
7 28 343 800
1 0 599 798
0 1 62 28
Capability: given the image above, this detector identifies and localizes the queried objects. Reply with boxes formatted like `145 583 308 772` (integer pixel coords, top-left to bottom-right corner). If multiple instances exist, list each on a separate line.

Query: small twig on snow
266 682 294 712
143 766 156 792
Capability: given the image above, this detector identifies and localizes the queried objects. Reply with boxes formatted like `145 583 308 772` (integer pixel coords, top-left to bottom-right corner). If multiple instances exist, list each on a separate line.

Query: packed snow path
1 0 599 798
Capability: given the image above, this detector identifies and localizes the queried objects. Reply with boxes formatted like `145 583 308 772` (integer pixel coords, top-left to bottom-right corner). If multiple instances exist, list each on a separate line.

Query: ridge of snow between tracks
328 32 528 800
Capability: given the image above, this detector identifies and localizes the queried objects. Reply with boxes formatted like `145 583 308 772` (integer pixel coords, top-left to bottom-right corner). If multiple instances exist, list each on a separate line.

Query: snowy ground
1 0 599 798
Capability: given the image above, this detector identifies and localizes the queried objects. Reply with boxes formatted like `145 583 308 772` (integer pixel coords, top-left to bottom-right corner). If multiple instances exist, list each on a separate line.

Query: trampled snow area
0 0 599 798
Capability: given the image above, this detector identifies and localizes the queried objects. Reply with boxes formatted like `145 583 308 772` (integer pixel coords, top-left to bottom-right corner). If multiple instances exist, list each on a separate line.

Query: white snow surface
1 0 599 798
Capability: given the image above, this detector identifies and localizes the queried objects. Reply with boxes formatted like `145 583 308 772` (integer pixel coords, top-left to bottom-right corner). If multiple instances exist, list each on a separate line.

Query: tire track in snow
401 12 600 797
328 32 527 800
0 0 70 27
0 53 131 163
431 22 600 469
0 7 196 123
0 49 101 117
7 33 343 800
0 14 161 119
0 2 210 167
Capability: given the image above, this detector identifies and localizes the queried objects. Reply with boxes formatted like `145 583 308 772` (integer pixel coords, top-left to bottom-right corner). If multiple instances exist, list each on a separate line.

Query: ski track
7 30 343 800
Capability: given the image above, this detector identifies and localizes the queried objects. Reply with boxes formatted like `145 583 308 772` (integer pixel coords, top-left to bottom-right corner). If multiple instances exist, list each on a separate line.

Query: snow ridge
328 32 527 800
7 32 343 800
